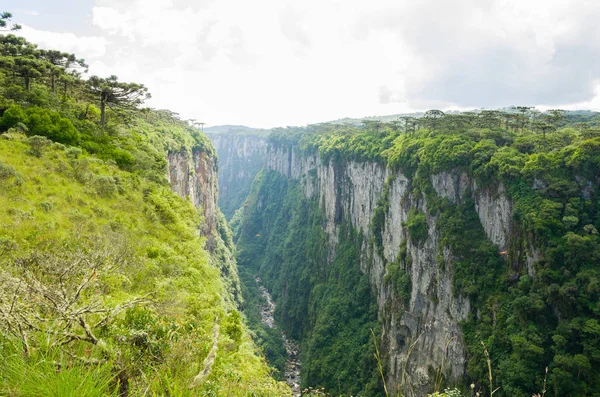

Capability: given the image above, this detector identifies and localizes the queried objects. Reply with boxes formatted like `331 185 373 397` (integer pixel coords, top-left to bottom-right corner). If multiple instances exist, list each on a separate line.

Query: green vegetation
238 268 288 379
405 209 428 245
244 108 600 396
236 170 384 396
0 25 287 396
4 11 600 396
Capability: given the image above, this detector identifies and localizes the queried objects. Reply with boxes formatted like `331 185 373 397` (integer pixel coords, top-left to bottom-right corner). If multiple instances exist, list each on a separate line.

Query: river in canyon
255 277 302 397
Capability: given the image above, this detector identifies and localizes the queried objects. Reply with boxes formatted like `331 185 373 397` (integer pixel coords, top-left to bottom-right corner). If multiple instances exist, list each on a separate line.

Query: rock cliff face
207 133 268 219
265 144 517 395
167 149 218 242
166 147 242 304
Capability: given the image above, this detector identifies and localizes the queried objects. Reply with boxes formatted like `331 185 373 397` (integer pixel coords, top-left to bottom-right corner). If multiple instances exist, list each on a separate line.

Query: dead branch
189 316 219 389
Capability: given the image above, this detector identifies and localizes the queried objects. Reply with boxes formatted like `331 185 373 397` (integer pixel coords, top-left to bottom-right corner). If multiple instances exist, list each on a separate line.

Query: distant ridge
204 125 268 134
206 109 600 133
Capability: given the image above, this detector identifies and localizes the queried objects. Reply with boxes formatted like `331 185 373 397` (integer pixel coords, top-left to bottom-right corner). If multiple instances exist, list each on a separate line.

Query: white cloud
11 0 600 127
17 25 109 59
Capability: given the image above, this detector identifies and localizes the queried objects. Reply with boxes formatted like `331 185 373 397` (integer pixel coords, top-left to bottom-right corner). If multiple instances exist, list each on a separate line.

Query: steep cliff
234 125 600 397
167 149 218 238
167 146 243 304
267 147 478 393
207 132 268 219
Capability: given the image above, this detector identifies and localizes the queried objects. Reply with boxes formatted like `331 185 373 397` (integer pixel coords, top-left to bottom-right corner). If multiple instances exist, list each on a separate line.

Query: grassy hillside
0 32 288 396
0 134 288 396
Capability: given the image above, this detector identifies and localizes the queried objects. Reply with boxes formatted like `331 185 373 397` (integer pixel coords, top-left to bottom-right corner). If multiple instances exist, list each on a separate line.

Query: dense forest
0 18 290 396
231 108 600 396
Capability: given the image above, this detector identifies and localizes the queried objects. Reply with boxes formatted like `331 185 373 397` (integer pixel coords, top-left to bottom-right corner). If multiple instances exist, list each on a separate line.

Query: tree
361 119 382 134
531 120 555 139
546 109 566 128
0 35 45 90
444 113 475 130
511 106 534 131
58 69 84 100
400 116 417 133
0 35 36 58
38 49 87 92
87 75 151 128
13 56 46 90
478 110 503 129
423 109 445 130
0 11 21 31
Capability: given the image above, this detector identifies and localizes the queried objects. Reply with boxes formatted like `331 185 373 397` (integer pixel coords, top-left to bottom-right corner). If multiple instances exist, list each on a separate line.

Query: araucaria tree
0 11 21 31
87 75 151 128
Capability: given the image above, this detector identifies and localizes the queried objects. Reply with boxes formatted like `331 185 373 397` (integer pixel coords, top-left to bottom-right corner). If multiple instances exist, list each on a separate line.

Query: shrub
71 158 92 183
405 208 428 244
0 236 17 256
22 107 81 145
103 148 135 169
0 161 18 180
39 201 53 212
51 142 66 151
65 147 83 159
27 135 51 157
223 310 243 347
0 104 25 131
92 175 118 197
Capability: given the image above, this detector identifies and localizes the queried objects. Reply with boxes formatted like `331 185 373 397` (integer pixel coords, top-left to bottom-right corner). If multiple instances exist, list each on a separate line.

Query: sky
4 0 600 128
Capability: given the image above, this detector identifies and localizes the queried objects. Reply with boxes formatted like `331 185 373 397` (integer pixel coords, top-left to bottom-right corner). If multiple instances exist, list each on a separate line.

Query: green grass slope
0 31 288 396
0 134 289 396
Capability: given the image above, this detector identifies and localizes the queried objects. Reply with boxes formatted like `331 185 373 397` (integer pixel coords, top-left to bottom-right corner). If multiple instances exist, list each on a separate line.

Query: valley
1 9 600 396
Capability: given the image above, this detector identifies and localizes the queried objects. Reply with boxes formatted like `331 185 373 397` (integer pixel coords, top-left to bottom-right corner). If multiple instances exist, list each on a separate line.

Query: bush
66 147 83 159
0 104 25 131
92 175 118 197
27 135 51 157
104 148 135 169
71 158 92 183
405 208 428 244
0 161 18 180
24 107 81 145
223 310 243 347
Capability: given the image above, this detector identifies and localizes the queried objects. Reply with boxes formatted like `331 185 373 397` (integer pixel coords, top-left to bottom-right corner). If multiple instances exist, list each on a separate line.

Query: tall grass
0 337 117 397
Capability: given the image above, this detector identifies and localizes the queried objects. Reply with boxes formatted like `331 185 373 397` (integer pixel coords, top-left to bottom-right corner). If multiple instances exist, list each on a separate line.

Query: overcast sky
4 0 600 127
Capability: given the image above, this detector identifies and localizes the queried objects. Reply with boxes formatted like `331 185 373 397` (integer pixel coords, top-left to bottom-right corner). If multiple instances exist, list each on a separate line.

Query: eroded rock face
264 144 515 395
208 133 267 218
167 147 243 305
167 149 218 242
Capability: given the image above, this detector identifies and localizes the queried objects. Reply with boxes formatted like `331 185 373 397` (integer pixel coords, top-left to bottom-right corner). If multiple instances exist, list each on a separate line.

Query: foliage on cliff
0 31 287 396
261 110 600 396
236 170 384 396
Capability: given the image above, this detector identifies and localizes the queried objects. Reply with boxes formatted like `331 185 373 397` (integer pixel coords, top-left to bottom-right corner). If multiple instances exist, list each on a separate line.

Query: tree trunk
25 76 30 90
100 99 106 129
51 75 55 92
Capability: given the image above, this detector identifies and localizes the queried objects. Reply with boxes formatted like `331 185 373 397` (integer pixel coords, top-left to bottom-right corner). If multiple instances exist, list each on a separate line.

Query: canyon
206 130 557 396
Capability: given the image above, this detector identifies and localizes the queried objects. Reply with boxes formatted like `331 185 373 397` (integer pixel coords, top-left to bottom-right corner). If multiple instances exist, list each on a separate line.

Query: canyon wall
166 146 242 304
207 133 268 219
265 144 520 395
